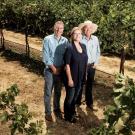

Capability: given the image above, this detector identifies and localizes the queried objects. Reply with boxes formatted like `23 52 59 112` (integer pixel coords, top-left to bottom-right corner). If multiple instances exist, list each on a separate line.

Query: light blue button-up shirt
81 35 100 64
42 34 68 68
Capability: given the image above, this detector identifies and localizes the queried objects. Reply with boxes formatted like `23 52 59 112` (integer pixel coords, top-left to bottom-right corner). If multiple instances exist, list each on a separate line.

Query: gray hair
54 21 64 30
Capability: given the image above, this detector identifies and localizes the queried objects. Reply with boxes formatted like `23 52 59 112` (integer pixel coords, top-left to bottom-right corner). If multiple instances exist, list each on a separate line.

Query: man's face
54 24 64 37
83 25 92 37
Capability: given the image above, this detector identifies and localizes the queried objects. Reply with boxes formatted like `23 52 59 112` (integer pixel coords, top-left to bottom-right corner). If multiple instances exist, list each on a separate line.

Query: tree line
0 0 135 57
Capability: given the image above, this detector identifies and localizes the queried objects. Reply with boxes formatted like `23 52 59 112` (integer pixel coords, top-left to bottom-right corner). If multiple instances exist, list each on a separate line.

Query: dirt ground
0 30 135 135
0 53 113 135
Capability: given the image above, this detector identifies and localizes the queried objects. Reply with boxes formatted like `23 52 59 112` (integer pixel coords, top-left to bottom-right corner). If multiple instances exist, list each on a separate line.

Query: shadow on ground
0 50 44 76
0 49 114 135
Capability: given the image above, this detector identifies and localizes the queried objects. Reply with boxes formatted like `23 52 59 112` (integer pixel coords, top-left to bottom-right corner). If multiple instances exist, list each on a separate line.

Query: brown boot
45 114 53 122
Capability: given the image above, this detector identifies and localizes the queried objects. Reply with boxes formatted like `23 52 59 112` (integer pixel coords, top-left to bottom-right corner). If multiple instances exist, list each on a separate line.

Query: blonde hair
70 27 82 42
54 21 64 30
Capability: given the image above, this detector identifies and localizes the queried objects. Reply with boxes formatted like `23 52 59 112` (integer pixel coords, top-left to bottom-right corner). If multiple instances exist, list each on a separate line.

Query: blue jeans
44 68 62 115
64 83 81 120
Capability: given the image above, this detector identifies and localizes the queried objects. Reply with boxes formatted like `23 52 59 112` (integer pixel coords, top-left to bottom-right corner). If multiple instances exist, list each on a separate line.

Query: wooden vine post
119 45 128 75
0 22 5 50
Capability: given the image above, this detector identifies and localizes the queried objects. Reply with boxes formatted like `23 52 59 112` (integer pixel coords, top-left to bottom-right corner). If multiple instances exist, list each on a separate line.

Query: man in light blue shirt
81 35 100 65
42 21 68 121
77 21 100 110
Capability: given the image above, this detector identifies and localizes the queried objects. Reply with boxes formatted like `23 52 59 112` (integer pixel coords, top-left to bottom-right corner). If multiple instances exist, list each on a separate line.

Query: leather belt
87 63 94 67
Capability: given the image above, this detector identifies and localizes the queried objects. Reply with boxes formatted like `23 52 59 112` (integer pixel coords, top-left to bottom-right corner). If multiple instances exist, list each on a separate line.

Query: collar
83 35 93 41
53 34 62 41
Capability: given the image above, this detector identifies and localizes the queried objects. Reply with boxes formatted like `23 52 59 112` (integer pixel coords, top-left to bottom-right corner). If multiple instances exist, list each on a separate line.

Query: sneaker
45 115 53 122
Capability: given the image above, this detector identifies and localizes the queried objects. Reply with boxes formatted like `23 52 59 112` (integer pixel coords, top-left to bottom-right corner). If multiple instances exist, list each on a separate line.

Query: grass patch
126 66 135 72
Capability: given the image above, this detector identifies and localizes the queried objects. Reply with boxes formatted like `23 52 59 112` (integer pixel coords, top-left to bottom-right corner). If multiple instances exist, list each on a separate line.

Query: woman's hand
68 79 74 87
65 64 74 87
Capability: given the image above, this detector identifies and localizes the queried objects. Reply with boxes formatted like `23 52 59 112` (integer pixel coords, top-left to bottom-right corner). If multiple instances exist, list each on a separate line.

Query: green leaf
114 113 129 133
113 86 125 93
0 111 8 122
114 94 122 107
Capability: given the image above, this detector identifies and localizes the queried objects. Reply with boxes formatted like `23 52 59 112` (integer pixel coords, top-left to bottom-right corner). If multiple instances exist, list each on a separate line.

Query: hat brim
78 22 98 34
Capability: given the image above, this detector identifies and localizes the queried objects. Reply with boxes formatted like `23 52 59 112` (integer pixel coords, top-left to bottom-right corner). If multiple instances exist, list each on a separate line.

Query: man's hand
93 64 97 69
53 67 62 75
51 66 62 75
49 65 59 75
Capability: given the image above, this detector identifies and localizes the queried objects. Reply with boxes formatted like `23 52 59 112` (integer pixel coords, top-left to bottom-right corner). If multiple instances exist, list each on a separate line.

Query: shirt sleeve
95 37 101 64
42 37 53 66
64 46 72 65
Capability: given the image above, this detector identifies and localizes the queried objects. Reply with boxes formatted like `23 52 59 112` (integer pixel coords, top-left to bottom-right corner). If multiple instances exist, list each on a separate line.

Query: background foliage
0 84 43 135
0 0 135 57
90 73 135 135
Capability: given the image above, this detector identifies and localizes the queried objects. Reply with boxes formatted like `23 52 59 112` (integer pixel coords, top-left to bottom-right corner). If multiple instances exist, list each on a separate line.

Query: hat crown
78 20 98 34
84 20 92 24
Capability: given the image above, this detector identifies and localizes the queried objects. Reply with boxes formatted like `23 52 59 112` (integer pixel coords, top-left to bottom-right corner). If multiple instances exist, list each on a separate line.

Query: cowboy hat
79 20 98 34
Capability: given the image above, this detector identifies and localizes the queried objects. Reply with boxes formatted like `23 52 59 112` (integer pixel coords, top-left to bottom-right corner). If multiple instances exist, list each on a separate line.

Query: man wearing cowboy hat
77 20 100 110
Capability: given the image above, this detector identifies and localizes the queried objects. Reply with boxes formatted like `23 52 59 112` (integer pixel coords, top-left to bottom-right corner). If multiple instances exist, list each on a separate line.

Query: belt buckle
88 63 94 67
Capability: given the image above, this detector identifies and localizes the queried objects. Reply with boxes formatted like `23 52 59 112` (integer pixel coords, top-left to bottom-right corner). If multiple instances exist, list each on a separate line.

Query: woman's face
72 29 82 42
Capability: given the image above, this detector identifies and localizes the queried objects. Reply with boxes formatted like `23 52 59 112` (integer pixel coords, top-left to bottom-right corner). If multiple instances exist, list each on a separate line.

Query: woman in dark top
63 27 88 123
